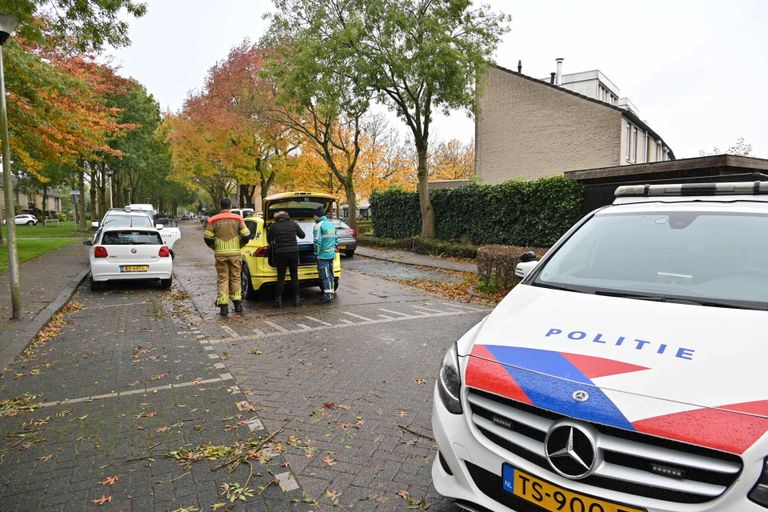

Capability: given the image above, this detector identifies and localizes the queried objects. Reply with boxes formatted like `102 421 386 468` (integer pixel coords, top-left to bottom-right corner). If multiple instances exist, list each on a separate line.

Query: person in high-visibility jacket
204 197 250 316
313 207 337 304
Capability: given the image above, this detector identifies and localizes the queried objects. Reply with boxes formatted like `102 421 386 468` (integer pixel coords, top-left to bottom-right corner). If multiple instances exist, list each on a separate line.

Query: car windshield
102 231 162 245
103 215 152 228
534 208 768 309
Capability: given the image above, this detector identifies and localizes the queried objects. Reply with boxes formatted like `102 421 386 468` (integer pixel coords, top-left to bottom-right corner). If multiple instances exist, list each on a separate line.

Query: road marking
203 346 214 351
412 305 448 314
204 304 484 344
305 315 331 326
214 363 226 369
275 471 300 492
377 314 394 320
263 320 290 333
208 354 219 359
379 308 412 318
34 375 234 408
220 325 239 338
344 312 373 322
245 418 264 432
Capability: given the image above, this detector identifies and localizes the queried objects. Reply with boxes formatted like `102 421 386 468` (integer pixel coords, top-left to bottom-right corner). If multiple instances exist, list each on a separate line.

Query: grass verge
0 238 77 272
13 221 81 239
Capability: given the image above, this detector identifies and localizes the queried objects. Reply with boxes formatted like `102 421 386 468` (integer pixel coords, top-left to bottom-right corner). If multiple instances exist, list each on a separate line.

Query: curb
356 247 477 274
0 266 89 372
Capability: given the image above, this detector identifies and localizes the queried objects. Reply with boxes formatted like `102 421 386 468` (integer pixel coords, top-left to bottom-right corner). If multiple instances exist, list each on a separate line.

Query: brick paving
173 223 489 511
0 281 310 511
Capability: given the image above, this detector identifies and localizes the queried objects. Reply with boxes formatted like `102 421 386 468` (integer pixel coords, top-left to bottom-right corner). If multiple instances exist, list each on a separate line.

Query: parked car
180 214 192 221
231 209 243 217
4 214 38 225
240 192 341 299
153 215 182 249
331 219 356 257
84 227 172 291
432 181 768 512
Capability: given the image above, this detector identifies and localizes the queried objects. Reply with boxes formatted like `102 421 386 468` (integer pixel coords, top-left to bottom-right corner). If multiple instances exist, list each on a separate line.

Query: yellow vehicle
240 192 341 299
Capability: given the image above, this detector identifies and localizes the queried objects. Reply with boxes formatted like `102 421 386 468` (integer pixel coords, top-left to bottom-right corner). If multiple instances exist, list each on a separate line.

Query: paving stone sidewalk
0 282 312 512
0 242 89 372
355 246 476 274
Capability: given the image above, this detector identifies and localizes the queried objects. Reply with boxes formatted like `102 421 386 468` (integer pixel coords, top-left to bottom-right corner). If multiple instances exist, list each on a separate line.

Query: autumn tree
265 5 373 228
429 139 475 181
267 0 508 235
356 115 414 199
2 0 146 52
699 137 753 157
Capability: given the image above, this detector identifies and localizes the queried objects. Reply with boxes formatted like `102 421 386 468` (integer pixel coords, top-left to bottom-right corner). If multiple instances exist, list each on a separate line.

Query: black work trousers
274 251 300 300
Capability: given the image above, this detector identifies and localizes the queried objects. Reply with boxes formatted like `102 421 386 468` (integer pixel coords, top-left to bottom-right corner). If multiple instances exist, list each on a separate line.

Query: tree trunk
345 180 357 229
98 167 106 219
42 186 48 219
89 165 97 223
78 168 87 232
416 140 434 237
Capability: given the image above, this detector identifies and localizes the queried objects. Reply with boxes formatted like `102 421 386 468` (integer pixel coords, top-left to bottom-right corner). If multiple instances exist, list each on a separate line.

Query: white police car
432 182 768 512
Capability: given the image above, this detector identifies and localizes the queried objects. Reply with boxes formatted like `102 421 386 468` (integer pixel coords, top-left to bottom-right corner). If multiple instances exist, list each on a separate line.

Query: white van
432 182 768 512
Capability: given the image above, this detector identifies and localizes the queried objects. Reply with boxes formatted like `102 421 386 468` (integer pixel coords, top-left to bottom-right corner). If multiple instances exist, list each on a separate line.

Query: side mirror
520 251 537 263
515 260 538 280
91 221 99 229
83 240 93 246
155 223 164 230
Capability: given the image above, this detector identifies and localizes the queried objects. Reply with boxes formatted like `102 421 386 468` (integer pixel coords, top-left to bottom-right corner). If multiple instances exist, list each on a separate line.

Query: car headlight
438 343 462 414
749 457 768 507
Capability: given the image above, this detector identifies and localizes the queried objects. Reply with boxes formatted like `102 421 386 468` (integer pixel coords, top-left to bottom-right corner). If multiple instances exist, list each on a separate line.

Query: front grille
467 388 742 504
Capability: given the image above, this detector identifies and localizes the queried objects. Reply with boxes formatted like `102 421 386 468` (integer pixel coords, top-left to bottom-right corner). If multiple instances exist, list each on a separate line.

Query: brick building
475 63 674 184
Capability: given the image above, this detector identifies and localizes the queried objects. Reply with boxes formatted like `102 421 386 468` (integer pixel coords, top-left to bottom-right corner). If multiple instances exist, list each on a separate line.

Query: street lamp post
0 13 20 319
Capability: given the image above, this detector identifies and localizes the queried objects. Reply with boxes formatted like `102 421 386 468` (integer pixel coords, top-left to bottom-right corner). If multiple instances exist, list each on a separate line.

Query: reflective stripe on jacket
204 211 250 256
313 215 336 260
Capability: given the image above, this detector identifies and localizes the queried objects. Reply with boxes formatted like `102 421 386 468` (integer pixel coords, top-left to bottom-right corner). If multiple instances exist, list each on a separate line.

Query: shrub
476 244 549 289
358 234 478 259
370 176 583 247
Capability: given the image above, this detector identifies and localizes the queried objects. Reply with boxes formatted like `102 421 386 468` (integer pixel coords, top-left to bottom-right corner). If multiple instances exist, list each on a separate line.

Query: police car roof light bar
615 181 768 198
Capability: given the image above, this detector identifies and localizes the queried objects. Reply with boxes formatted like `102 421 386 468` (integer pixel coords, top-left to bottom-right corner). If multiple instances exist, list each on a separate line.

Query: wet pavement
171 222 490 510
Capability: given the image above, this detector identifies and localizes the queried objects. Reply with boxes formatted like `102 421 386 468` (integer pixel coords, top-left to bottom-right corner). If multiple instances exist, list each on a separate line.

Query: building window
626 124 632 161
632 127 638 163
643 132 649 163
656 141 662 161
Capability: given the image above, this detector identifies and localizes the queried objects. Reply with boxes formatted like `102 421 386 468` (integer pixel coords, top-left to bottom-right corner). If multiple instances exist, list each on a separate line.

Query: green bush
358 234 478 259
370 176 583 247
369 190 420 239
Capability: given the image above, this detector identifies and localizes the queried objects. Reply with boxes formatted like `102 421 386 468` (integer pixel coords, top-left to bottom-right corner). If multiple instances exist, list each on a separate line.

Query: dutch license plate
121 265 148 272
337 245 347 250
502 465 644 512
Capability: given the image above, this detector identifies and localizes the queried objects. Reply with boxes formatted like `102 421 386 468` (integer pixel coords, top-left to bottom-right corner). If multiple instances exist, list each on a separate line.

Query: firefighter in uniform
204 197 250 316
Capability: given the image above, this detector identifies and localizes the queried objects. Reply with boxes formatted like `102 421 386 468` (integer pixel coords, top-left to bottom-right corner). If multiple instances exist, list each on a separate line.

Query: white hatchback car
4 214 38 225
432 182 768 512
86 227 172 291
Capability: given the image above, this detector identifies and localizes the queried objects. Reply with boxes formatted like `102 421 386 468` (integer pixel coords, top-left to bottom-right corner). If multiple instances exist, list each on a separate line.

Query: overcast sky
109 0 768 159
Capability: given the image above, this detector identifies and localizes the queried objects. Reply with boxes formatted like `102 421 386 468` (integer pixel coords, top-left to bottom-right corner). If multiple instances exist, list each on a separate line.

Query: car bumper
90 260 172 282
431 386 766 512
336 240 357 252
246 255 341 292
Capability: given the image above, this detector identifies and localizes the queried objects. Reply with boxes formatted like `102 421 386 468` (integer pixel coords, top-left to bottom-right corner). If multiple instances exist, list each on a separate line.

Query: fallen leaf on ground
396 411 408 417
100 475 119 486
415 378 427 385
322 455 336 466
90 495 112 505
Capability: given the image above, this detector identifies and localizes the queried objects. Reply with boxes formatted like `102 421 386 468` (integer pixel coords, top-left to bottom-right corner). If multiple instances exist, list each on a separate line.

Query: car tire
91 276 105 292
344 250 354 258
160 277 172 289
27 220 35 225
241 262 258 300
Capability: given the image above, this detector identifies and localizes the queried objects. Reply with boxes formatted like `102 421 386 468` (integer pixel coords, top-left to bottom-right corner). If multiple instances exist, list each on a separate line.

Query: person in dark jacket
267 210 306 307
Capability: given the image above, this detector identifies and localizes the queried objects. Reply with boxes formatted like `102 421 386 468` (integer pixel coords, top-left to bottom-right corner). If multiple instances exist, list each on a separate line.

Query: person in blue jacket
313 207 337 304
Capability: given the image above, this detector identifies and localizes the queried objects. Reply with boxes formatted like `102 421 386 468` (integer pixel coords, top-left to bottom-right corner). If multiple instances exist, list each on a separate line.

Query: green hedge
370 176 583 247
358 234 478 259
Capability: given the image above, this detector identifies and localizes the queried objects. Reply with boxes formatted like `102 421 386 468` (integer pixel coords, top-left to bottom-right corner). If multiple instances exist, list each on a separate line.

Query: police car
432 182 768 512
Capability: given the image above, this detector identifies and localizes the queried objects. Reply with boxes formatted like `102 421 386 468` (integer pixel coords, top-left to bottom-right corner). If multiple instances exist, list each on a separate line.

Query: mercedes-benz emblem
545 423 598 479
572 390 590 402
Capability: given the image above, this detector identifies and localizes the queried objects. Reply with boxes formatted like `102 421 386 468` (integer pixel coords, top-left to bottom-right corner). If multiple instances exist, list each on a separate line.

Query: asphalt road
173 222 490 510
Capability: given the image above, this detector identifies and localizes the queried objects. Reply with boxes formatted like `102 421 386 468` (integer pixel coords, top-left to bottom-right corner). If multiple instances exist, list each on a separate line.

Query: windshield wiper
533 282 588 294
593 290 757 310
